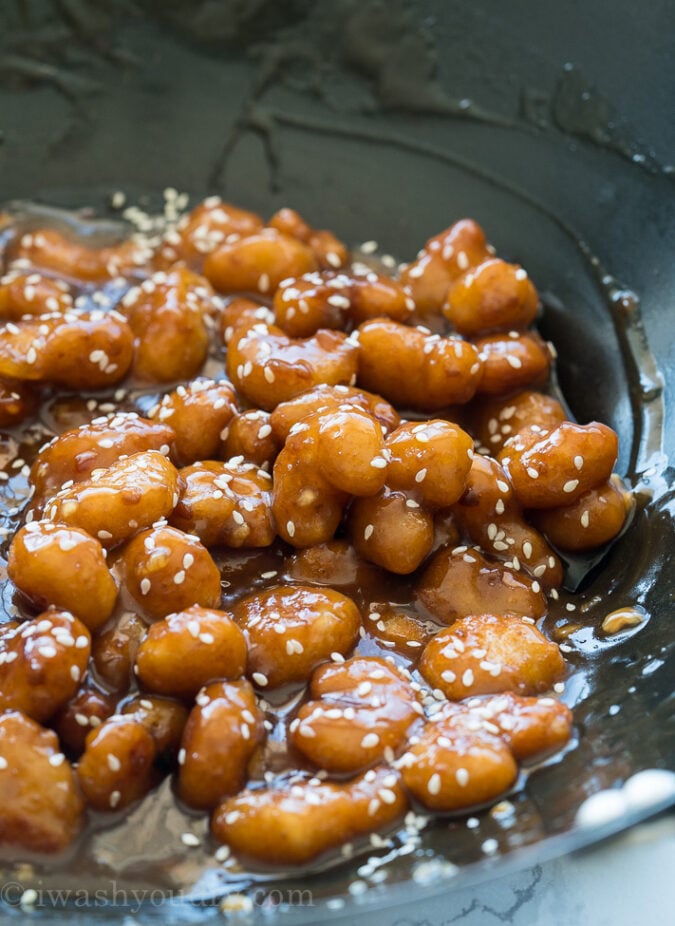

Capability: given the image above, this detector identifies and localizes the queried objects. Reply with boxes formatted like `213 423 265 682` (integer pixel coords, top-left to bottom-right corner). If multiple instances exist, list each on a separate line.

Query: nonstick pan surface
0 1 673 922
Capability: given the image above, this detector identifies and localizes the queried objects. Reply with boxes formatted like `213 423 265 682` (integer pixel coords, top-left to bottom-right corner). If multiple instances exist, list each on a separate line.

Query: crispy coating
77 718 158 811
220 409 281 470
356 320 482 409
177 679 265 809
116 525 222 620
419 614 565 699
417 545 547 624
291 656 423 773
444 258 539 336
212 766 408 865
120 695 189 759
135 606 247 698
0 311 134 388
270 383 400 442
470 390 567 454
44 450 181 548
399 693 572 811
120 268 212 383
11 227 151 282
91 612 146 694
274 269 412 337
286 539 384 592
171 460 275 548
149 379 238 465
350 419 474 574
0 377 37 426
29 412 175 507
531 476 631 551
0 710 85 852
203 229 318 295
219 296 274 342
159 198 263 267
0 270 73 319
500 421 619 508
272 406 387 547
54 684 116 755
232 585 361 689
474 331 551 395
452 454 563 588
350 488 435 575
0 610 91 723
8 521 117 630
268 207 349 270
400 219 491 316
226 321 358 411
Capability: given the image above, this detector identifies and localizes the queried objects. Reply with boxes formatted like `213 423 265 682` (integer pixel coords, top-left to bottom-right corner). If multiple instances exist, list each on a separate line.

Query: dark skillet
0 1 672 922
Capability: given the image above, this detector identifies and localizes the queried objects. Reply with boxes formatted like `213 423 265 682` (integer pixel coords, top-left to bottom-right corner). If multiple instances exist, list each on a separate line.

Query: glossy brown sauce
0 202 662 903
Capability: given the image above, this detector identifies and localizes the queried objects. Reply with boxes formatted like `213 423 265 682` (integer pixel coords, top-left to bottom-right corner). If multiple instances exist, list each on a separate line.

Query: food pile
0 199 629 866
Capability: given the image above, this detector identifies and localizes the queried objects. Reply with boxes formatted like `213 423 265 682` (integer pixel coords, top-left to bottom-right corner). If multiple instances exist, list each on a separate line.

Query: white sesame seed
181 833 201 847
462 669 474 687
286 520 296 538
574 455 584 470
364 524 374 540
563 479 579 493
581 510 590 528
427 773 442 795
360 733 380 749
252 672 268 687
456 767 470 786
140 578 151 596
107 754 121 772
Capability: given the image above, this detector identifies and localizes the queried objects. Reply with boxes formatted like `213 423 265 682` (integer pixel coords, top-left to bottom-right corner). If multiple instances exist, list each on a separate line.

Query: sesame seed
140 578 151 596
107 754 121 772
415 468 427 483
252 672 268 687
563 479 579 493
286 520 296 538
427 773 442 795
214 845 231 862
0 757 7 770
574 455 584 470
482 838 499 855
522 541 533 559
110 790 121 808
456 767 470 786
48 753 65 767
462 669 474 687
360 732 380 749
181 833 201 847
581 510 590 528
